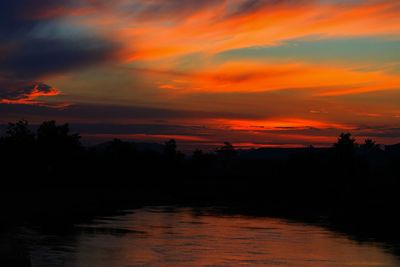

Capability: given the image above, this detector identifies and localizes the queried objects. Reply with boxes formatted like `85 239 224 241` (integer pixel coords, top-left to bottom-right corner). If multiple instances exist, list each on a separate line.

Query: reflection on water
21 207 400 267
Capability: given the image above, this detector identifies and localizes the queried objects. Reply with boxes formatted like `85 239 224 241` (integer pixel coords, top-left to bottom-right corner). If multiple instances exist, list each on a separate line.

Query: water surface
22 207 400 267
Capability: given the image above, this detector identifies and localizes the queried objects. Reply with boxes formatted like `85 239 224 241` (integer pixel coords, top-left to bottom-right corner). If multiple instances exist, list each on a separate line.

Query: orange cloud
63 1 400 98
140 61 400 95
0 83 63 107
104 0 400 62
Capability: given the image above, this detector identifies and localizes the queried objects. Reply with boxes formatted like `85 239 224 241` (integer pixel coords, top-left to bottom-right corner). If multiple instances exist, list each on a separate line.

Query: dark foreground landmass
1 120 400 266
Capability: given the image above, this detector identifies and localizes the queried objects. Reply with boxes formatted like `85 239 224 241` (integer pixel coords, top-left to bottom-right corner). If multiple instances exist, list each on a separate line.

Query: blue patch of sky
215 37 400 66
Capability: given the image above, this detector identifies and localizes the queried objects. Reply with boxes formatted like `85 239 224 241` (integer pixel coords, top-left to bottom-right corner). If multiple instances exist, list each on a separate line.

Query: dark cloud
0 80 61 105
126 0 306 21
233 0 265 15
354 127 400 139
1 38 118 80
129 0 221 20
125 0 309 20
0 103 259 123
0 0 67 37
0 81 53 99
0 0 119 104
70 123 204 135
227 0 307 17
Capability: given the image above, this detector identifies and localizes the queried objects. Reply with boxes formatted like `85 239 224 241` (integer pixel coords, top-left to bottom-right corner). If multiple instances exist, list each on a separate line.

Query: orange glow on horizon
208 118 355 131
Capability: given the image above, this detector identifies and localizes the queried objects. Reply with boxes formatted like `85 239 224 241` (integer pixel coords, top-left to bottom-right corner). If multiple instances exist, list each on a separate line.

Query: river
19 206 400 267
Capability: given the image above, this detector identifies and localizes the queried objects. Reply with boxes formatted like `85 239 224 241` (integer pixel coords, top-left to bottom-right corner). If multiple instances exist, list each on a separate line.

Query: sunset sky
1 0 400 149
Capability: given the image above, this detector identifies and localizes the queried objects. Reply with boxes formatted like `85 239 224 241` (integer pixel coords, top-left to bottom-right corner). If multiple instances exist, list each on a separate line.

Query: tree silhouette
1 120 35 148
102 138 137 164
0 120 36 178
0 119 35 155
334 133 356 149
35 121 82 175
192 149 212 169
334 133 357 160
164 139 178 160
217 142 236 159
361 139 381 151
37 120 81 152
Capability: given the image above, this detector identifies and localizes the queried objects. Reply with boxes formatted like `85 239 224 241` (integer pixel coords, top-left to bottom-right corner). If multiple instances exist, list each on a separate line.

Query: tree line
0 120 399 224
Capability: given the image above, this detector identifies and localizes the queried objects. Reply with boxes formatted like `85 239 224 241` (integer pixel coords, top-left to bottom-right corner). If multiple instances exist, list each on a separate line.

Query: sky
1 0 400 149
